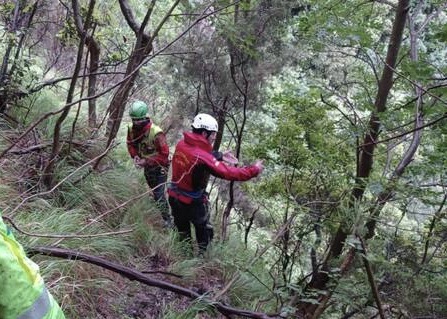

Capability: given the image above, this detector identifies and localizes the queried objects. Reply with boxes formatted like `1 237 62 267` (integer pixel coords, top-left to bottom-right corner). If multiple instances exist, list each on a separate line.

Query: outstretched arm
202 153 263 181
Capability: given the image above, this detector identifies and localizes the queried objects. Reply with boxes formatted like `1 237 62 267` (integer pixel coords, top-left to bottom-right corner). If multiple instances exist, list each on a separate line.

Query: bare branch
8 139 84 155
215 213 298 300
152 0 180 38
420 193 447 267
140 0 157 34
359 236 385 319
2 215 132 238
28 246 276 319
118 0 140 33
360 112 447 148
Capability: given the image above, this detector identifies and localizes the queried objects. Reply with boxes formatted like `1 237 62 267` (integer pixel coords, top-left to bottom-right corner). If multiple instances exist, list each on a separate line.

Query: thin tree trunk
298 1 410 317
0 1 38 113
87 27 100 129
364 0 425 239
221 10 250 238
41 0 95 188
419 194 447 267
359 236 385 319
71 0 100 129
104 0 181 145
0 1 20 113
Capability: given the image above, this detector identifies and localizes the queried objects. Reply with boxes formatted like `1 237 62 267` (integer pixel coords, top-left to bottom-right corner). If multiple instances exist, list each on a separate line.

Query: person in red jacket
127 100 172 227
168 113 264 253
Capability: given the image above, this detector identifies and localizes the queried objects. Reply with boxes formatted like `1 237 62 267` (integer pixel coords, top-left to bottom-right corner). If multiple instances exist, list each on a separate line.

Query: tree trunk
105 45 150 145
87 31 100 129
364 0 426 240
297 1 410 317
41 0 95 188
95 0 181 170
71 0 100 129
220 2 251 239
0 1 38 114
0 1 20 114
105 0 183 146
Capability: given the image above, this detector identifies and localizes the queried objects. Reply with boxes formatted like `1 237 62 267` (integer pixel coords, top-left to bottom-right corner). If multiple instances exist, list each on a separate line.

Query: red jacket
168 132 261 204
127 120 169 167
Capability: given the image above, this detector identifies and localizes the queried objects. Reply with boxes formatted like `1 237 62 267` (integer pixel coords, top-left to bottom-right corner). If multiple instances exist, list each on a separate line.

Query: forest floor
84 222 228 319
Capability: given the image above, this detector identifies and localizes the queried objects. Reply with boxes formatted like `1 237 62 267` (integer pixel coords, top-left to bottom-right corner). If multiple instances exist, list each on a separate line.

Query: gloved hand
253 159 264 174
133 156 146 168
222 150 238 165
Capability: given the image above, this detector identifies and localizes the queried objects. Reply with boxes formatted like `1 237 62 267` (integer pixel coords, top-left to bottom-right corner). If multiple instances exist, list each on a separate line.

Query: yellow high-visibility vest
128 123 163 158
0 216 65 319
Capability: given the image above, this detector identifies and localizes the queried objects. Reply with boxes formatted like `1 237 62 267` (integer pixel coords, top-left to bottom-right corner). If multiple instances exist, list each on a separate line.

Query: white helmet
192 113 218 132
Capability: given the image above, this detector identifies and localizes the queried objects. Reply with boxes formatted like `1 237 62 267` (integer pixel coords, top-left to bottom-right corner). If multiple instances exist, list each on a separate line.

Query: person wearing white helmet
168 113 264 253
191 113 219 132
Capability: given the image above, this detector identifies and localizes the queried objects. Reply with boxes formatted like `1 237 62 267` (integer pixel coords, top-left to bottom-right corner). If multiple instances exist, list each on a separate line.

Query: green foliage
13 86 62 129
292 0 390 50
0 1 15 14
400 58 437 83
378 259 447 317
433 18 447 42
161 299 219 319
56 17 78 46
248 83 352 201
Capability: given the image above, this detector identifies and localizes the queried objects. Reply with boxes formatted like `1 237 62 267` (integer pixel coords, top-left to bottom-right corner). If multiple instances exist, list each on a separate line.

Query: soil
85 252 228 319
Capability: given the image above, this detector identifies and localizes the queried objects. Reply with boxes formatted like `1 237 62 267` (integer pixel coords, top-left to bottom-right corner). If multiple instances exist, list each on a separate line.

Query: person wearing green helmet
127 100 172 227
0 212 65 319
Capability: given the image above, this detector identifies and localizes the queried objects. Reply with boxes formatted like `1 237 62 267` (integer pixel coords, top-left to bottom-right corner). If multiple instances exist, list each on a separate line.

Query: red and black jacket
168 132 261 204
126 120 169 168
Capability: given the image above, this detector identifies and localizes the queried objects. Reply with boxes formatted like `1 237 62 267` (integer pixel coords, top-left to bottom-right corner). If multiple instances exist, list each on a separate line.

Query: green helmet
129 100 148 119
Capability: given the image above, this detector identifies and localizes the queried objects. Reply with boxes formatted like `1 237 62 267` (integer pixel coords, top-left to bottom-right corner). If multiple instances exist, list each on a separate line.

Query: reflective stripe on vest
18 287 50 319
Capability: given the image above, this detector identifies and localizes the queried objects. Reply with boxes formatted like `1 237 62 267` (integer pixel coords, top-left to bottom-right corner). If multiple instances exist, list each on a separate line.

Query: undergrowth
0 119 277 318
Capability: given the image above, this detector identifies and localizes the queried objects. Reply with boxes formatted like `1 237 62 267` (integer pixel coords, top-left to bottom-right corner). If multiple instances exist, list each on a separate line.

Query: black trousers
168 196 213 252
144 166 170 222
